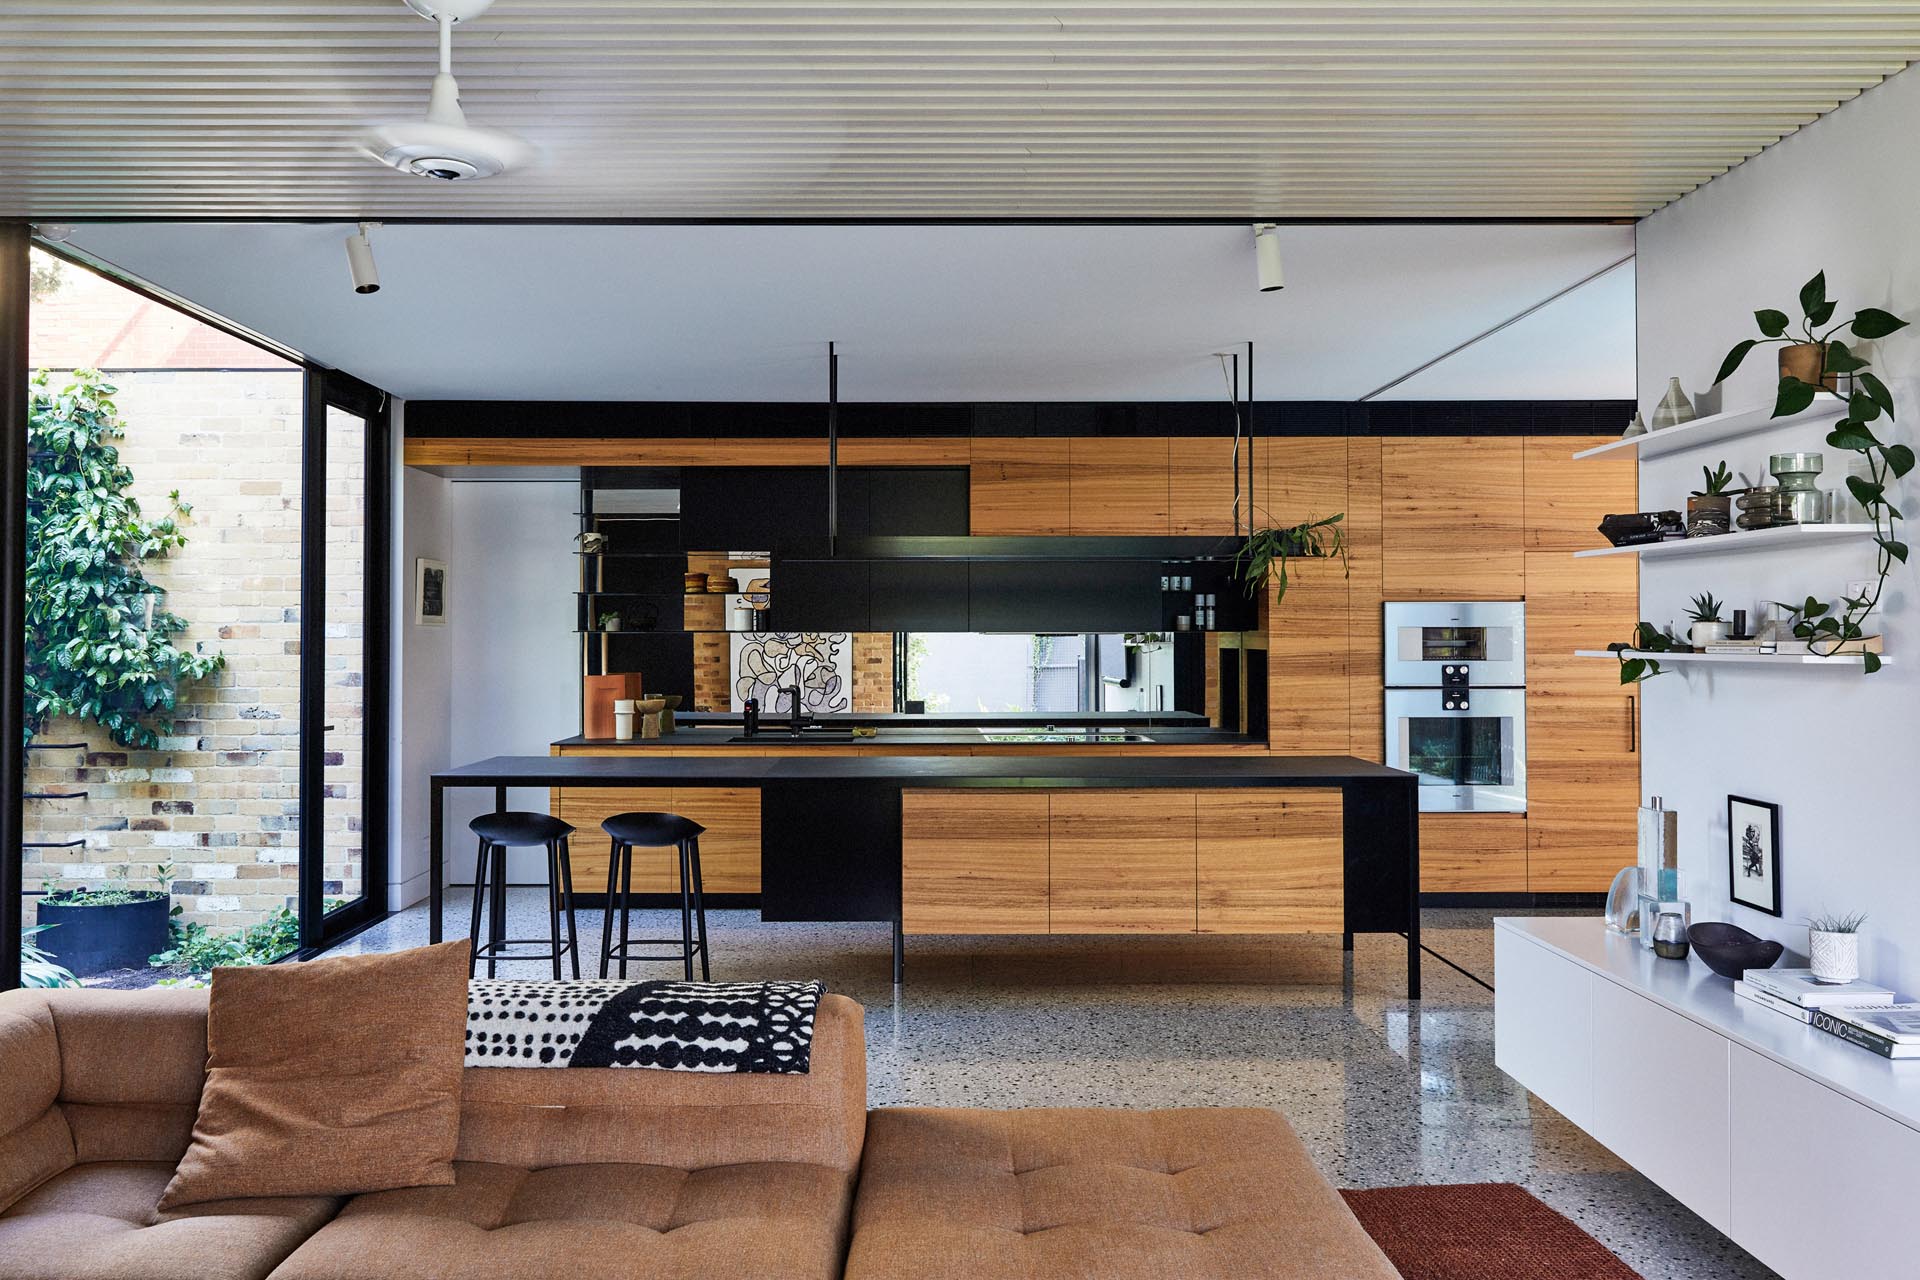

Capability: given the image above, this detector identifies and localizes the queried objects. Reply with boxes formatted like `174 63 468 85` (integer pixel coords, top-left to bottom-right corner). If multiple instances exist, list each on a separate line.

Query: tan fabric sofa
0 988 1398 1280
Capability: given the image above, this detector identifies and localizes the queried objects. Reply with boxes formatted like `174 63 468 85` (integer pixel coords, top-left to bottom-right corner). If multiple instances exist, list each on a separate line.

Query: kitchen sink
725 731 866 744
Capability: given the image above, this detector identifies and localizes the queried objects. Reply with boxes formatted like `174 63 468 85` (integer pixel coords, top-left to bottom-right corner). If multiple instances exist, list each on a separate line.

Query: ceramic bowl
1688 922 1784 981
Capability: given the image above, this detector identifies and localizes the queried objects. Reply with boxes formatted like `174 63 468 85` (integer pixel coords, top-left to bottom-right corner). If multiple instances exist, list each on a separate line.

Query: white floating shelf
1572 523 1877 560
1575 649 1891 667
1573 399 1847 461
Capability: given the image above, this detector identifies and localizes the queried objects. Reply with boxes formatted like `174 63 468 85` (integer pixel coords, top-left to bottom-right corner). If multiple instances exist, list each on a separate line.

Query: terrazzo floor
332 900 1779 1280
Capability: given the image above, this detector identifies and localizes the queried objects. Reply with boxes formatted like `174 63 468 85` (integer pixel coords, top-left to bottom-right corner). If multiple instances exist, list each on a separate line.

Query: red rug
1341 1183 1639 1280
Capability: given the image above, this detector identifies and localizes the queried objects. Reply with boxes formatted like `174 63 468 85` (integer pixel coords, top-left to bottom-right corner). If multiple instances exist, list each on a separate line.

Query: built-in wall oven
1383 601 1526 813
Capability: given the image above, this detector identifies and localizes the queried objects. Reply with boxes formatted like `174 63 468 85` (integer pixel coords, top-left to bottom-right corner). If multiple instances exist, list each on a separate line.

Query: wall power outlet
1846 579 1878 609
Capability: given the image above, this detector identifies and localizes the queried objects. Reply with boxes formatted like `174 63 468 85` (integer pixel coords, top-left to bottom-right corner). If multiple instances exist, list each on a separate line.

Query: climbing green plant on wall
24 369 225 749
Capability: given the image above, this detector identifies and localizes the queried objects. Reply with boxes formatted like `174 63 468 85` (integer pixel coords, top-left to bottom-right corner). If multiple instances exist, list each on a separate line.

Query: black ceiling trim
34 216 1636 228
405 399 1632 440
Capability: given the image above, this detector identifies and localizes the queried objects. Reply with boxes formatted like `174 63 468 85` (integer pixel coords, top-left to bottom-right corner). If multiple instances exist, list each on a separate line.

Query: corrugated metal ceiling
3 1 1917 220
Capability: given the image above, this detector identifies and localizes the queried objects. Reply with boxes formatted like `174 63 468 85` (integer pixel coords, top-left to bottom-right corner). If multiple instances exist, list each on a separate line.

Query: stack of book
1810 1005 1920 1060
1735 969 1917 1058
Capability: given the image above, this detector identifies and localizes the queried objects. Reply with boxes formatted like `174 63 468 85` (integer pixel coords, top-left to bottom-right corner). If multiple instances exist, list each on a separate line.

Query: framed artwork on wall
1727 795 1781 916
414 558 447 626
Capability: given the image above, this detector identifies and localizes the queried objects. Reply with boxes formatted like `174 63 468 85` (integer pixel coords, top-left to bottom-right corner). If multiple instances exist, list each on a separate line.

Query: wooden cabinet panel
1262 436 1349 528
1525 550 1639 891
1048 790 1196 932
1265 557 1350 753
1168 434 1244 534
1523 434 1637 552
1381 437 1525 599
552 786 760 895
1196 789 1343 933
1069 436 1170 534
1419 812 1528 893
1344 437 1386 762
970 438 1069 535
901 790 1050 935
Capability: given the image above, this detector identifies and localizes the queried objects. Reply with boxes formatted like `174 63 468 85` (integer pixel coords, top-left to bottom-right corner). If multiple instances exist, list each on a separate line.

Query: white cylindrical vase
1809 930 1859 984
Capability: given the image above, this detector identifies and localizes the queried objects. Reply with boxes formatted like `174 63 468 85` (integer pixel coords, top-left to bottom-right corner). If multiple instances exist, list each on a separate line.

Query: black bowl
1688 922 1785 981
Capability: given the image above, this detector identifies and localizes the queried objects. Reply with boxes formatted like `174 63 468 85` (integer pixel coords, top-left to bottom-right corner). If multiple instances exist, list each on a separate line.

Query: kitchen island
430 753 1422 993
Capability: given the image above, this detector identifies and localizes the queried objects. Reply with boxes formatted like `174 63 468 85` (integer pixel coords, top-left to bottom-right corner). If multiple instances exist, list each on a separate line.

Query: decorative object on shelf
1729 608 1750 639
574 530 607 554
1714 270 1910 675
1778 339 1843 393
597 610 621 632
1636 796 1681 950
730 632 852 715
1807 910 1867 984
612 698 636 742
414 557 447 627
636 696 667 738
1767 595 1882 658
1652 911 1691 960
683 571 709 594
1599 511 1684 547
1686 461 1736 537
657 694 681 735
1233 513 1348 604
1727 795 1781 916
1612 622 1686 683
1685 592 1728 647
1605 865 1644 935
1622 411 1648 439
1734 485 1795 531
1688 922 1785 981
582 672 641 740
1769 452 1827 524
1650 377 1697 430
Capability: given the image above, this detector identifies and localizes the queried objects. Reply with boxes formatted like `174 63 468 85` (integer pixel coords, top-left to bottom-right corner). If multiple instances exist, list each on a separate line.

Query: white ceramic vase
1688 620 1730 647
1650 378 1697 430
1809 930 1860 984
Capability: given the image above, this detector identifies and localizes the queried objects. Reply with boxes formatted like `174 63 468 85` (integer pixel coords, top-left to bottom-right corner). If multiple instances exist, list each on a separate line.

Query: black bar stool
467 811 580 980
599 812 709 981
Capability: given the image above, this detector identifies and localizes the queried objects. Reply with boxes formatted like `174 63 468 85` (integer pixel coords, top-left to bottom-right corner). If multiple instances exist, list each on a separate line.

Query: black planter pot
35 896 172 976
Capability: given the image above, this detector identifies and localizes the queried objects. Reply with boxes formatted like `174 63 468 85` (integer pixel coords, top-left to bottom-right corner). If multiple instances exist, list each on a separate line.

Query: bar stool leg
487 846 506 979
689 836 710 981
676 839 695 981
544 840 564 982
468 838 490 978
617 843 635 980
558 836 581 980
599 840 620 979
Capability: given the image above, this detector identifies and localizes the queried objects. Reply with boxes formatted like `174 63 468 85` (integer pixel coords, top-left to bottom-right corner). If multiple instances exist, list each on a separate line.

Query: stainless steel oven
1383 601 1526 813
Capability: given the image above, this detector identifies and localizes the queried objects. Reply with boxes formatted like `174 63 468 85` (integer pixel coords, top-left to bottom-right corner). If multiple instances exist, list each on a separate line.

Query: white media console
1494 917 1920 1279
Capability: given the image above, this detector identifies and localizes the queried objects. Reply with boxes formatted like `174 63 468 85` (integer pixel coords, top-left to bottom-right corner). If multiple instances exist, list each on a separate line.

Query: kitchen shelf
1572 523 1877 561
1575 648 1891 667
1572 398 1847 461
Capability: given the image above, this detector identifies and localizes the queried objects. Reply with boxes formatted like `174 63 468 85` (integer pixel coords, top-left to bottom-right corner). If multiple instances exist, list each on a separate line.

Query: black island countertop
447 753 1407 786
551 725 1261 750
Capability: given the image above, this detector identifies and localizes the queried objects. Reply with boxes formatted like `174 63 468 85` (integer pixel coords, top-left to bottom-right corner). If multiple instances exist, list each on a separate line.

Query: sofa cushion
845 1108 1402 1280
265 1159 855 1280
0 995 71 1215
161 942 471 1210
0 1160 337 1280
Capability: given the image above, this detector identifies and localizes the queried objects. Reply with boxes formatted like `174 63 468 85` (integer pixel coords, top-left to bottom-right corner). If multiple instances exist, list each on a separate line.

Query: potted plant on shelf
34 864 174 977
1685 593 1729 647
1807 910 1868 984
1233 513 1348 603
1686 461 1736 537
1714 272 1911 673
1611 621 1689 684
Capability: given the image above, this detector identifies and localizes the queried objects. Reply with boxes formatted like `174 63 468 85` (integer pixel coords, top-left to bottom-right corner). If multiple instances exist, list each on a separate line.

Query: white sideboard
1495 917 1920 1279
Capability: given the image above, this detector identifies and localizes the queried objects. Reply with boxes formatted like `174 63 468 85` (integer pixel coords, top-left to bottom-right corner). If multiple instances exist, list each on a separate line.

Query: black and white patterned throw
465 978 824 1074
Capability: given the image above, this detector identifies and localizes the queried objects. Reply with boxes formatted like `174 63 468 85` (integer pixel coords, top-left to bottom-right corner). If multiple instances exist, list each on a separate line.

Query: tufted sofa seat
844 1108 1401 1280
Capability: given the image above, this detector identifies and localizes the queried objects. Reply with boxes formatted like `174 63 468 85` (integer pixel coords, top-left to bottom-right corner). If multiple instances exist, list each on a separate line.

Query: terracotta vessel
1779 341 1841 393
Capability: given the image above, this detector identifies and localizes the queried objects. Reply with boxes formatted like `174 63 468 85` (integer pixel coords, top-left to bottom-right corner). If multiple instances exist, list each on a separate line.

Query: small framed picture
415 558 447 626
1727 795 1781 916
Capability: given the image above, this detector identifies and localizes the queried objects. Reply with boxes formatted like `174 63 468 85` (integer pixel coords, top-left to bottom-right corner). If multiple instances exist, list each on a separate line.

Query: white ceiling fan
359 0 534 182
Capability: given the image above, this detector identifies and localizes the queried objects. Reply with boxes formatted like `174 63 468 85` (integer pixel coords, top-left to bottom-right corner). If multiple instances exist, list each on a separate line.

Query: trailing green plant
25 370 225 748
1806 909 1868 935
1715 272 1911 673
21 925 79 989
1691 461 1734 497
1233 513 1348 602
1684 592 1724 624
1614 621 1687 684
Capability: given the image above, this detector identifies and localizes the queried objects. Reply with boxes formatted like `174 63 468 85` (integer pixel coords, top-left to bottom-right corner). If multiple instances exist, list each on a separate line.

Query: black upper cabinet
765 560 871 632
968 561 1161 632
680 467 966 550
870 561 969 631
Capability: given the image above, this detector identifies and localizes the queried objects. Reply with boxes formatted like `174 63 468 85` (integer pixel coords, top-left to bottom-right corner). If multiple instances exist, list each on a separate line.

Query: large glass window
903 633 1177 714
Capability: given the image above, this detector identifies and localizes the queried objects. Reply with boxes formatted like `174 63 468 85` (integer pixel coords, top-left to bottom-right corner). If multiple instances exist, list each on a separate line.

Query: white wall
388 410 451 911
1636 63 1920 992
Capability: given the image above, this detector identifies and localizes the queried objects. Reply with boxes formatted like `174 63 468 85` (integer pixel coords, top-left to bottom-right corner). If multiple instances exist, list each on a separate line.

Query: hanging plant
24 370 225 749
1233 513 1348 602
1714 272 1910 674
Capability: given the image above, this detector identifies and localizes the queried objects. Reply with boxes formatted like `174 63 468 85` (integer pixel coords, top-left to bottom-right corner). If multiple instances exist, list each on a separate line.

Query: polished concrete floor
336 900 1779 1280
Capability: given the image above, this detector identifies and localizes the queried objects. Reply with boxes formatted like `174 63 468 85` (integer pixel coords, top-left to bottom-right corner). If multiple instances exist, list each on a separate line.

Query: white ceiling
60 221 1635 401
4 2 1917 219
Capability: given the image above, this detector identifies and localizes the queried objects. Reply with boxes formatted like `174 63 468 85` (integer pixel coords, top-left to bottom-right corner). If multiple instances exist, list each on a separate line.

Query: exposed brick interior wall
22 261 363 936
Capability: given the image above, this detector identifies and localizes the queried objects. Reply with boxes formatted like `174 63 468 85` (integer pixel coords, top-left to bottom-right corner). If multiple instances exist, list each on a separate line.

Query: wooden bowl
1688 922 1784 981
